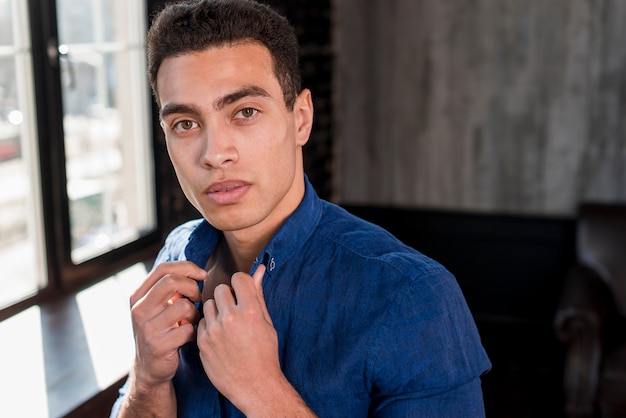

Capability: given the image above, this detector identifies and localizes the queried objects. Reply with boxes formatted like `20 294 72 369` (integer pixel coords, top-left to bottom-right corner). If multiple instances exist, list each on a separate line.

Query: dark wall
261 0 335 201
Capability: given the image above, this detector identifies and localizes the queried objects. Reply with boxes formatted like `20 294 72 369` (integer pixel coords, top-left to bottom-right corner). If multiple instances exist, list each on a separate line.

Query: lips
205 180 250 205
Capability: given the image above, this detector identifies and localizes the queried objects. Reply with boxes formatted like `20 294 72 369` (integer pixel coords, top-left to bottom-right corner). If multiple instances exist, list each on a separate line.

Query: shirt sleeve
366 267 491 417
371 378 486 418
109 377 129 418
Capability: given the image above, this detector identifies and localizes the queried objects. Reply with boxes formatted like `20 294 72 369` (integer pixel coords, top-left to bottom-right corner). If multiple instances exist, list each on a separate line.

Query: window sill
0 263 146 418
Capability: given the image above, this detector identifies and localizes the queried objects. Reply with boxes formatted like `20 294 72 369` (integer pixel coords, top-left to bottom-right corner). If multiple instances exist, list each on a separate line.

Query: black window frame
0 0 164 321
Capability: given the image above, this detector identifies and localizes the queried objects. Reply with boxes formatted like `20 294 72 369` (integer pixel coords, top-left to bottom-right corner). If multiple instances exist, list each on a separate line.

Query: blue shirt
112 177 491 417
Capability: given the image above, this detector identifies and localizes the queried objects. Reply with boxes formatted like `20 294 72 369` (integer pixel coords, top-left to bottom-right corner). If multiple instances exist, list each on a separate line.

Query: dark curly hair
147 0 301 109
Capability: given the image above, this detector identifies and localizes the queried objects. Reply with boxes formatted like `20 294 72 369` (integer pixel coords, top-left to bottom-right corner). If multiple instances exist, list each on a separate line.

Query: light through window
0 0 46 309
0 0 156 311
57 0 155 263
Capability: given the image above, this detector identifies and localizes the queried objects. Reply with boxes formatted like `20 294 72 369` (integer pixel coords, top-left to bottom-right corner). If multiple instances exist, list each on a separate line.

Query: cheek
245 124 295 164
166 144 183 173
166 142 196 187
264 138 298 179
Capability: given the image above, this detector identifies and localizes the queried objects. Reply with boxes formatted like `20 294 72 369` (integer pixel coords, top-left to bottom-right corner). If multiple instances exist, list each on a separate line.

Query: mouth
204 180 250 205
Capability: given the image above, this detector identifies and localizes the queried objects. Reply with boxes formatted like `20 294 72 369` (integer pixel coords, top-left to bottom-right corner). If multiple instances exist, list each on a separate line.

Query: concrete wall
335 0 626 215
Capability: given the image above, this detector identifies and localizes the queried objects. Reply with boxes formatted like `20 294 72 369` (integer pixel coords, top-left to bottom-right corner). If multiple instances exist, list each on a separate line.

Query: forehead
156 42 280 106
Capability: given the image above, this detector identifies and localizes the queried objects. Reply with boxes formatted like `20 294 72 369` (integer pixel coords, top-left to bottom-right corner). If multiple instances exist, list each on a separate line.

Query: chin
203 211 253 232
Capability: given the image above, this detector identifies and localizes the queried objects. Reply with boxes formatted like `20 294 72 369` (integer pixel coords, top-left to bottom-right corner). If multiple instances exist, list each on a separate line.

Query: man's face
157 42 312 237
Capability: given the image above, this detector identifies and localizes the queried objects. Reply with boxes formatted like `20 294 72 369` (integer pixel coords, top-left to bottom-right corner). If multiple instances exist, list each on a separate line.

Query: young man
111 0 491 416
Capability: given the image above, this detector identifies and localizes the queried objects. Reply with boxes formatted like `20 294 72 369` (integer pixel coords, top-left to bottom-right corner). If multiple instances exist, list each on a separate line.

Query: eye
173 120 198 133
234 107 258 119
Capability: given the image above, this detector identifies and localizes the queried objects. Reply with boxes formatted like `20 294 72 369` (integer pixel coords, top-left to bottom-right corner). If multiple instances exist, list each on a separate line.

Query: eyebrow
159 85 272 121
159 103 202 121
213 85 271 111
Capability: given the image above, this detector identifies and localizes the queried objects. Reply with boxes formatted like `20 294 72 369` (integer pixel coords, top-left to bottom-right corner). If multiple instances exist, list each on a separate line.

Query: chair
554 203 626 418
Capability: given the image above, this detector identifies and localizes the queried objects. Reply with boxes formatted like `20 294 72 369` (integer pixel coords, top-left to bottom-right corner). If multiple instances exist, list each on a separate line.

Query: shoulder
300 201 491 405
154 219 205 264
167 219 205 241
302 201 464 326
311 202 475 338
315 201 449 280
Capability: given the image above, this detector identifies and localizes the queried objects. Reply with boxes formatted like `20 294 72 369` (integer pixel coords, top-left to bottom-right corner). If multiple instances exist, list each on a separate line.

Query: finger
213 283 236 313
133 301 198 357
252 265 272 324
131 276 203 332
131 261 208 306
252 264 266 291
136 261 207 301
167 288 202 306
142 295 199 331
197 317 206 334
202 298 218 320
229 271 257 306
149 273 204 306
167 296 201 326
148 317 197 352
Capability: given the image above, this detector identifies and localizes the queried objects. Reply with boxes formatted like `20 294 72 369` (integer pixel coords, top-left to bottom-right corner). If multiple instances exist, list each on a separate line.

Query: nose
200 126 238 168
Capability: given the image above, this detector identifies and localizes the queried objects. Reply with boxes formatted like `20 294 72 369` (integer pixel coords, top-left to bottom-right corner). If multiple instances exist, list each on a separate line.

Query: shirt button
269 258 276 271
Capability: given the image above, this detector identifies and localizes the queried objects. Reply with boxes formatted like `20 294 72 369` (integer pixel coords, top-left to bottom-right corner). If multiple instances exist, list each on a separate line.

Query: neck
222 232 265 272
223 172 306 272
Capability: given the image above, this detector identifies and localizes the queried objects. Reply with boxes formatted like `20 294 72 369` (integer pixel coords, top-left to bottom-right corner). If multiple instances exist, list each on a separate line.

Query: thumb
252 264 272 325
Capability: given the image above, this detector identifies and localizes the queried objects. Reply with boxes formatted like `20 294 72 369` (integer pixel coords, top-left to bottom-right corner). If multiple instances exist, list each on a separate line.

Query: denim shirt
111 177 491 417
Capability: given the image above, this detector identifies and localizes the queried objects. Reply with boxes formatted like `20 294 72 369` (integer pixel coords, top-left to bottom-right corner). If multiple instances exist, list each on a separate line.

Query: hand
129 261 206 390
197 265 282 410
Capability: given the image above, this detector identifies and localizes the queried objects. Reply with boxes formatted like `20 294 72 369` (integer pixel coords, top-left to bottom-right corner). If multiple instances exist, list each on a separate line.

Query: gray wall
335 0 626 216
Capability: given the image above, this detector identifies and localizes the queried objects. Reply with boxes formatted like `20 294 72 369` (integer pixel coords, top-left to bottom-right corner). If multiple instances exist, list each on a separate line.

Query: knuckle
214 283 232 299
161 273 178 287
181 298 198 316
130 298 147 321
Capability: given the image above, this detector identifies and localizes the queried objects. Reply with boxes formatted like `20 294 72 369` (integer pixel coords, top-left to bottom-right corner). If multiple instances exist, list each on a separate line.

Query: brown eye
235 108 258 119
172 120 198 133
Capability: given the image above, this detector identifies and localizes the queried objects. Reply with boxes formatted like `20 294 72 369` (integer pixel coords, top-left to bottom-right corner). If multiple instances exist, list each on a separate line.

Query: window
0 0 45 309
0 0 158 314
56 0 155 263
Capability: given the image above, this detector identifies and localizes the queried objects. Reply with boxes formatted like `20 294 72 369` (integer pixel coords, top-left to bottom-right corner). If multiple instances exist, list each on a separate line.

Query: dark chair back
578 203 626 317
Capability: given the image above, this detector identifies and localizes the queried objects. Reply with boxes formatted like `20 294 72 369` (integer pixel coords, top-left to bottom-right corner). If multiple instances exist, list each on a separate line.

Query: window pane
0 0 13 45
0 0 47 308
57 0 156 263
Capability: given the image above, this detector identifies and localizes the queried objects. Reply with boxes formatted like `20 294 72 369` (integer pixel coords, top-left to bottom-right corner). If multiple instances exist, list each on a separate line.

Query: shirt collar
253 175 322 277
184 175 322 276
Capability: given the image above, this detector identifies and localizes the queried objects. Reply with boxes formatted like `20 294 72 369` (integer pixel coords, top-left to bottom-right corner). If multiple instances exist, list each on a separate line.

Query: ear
294 89 314 147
